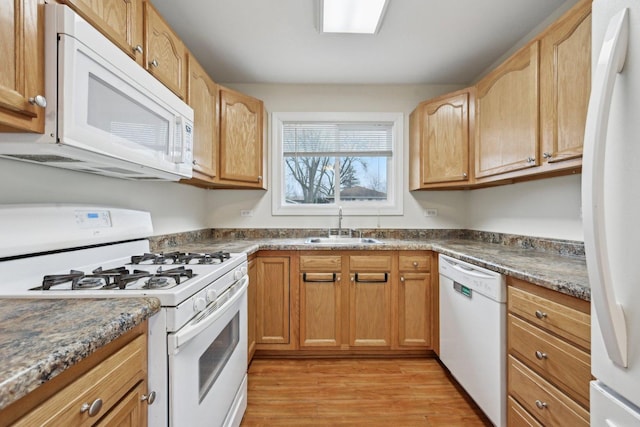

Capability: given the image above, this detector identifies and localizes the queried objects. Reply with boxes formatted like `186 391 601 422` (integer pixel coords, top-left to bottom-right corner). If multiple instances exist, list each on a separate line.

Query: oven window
198 312 239 402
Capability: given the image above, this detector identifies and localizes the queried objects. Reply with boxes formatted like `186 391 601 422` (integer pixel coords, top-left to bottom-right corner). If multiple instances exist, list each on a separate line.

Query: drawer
508 286 590 350
508 396 543 427
349 255 392 271
15 334 147 426
300 255 341 271
509 314 590 407
508 356 589 427
399 254 430 272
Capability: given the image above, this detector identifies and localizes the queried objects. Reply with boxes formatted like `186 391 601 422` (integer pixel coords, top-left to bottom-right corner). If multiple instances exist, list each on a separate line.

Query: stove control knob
241 266 248 275
206 289 218 303
234 269 243 280
193 297 207 312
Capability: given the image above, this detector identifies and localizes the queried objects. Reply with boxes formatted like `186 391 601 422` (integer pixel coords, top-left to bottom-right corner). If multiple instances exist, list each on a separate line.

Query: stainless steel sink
304 237 384 245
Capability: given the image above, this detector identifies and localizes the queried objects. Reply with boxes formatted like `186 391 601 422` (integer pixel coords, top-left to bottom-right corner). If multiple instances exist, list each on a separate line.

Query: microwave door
57 34 189 177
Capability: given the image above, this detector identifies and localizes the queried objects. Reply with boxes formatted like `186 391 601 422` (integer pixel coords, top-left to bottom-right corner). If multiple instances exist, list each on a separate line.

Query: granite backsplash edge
149 228 585 258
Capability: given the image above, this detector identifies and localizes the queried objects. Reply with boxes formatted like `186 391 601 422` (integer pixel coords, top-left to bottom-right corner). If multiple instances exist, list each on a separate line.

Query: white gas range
0 205 248 427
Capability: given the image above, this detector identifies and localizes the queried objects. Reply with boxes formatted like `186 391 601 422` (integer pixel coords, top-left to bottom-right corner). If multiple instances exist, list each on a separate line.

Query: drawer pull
80 398 103 417
535 350 548 360
413 261 419 267
354 272 388 283
535 400 548 410
303 273 336 282
535 310 548 319
141 391 157 405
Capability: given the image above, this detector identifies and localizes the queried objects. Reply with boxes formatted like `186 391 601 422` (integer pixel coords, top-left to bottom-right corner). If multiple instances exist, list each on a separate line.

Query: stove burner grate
36 266 196 291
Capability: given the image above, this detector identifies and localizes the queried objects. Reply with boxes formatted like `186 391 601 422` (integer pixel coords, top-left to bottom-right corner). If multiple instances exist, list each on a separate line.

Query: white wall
206 83 469 230
0 158 209 236
467 174 583 241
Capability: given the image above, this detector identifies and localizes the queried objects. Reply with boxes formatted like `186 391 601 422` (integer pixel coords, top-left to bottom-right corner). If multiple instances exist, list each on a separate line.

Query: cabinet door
349 271 391 347
256 256 290 344
143 2 186 99
475 41 539 179
247 257 257 363
62 0 144 65
0 0 45 132
219 87 265 187
187 54 218 180
540 0 591 168
300 272 342 348
421 91 470 185
94 381 147 427
397 272 431 348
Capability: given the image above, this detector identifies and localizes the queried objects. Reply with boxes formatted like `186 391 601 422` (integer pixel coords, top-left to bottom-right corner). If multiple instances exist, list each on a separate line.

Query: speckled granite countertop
0 298 160 412
153 236 590 301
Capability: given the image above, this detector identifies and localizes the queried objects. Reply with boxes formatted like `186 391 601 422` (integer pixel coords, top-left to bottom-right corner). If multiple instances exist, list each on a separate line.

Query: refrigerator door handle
583 7 630 368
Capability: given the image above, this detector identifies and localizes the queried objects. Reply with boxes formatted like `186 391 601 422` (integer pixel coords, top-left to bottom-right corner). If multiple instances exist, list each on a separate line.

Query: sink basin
304 237 384 245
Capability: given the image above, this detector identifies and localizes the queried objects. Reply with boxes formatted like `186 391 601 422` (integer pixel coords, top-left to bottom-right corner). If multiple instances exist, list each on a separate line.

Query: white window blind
283 122 393 157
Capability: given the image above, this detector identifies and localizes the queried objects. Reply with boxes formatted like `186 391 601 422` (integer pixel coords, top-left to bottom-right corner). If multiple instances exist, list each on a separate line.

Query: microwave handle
174 116 193 165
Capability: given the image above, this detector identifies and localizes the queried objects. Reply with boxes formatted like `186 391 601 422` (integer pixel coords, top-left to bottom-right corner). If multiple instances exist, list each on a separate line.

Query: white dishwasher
438 254 506 427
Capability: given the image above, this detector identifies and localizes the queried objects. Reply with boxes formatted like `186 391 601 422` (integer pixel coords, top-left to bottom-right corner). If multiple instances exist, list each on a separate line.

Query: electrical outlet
424 208 438 217
240 210 253 217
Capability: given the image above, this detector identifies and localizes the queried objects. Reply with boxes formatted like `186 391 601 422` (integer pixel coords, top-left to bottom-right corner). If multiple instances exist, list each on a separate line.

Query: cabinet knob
400 276 405 282
534 310 547 319
535 400 548 410
257 176 263 182
543 152 552 159
192 160 197 165
526 156 536 163
535 350 548 360
80 398 103 417
150 59 159 68
29 95 47 108
141 391 157 405
412 261 419 267
134 44 144 54
462 172 468 178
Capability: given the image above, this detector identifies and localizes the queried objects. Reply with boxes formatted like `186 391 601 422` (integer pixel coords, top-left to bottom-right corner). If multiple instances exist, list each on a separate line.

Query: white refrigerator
583 0 640 425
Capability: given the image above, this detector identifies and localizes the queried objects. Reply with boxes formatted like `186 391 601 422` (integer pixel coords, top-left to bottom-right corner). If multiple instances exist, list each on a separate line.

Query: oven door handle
170 276 248 353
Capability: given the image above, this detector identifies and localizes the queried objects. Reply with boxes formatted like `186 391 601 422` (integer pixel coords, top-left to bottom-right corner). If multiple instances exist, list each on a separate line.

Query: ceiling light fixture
319 0 389 34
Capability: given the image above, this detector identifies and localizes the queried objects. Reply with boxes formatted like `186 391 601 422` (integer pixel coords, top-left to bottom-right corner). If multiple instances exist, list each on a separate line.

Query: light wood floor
240 358 492 426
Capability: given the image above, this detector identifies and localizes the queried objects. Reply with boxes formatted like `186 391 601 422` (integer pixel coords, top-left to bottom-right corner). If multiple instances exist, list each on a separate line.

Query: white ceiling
151 0 569 85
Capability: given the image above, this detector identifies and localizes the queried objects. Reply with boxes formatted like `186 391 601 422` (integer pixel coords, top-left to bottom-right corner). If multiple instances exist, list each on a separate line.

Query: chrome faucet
338 206 343 236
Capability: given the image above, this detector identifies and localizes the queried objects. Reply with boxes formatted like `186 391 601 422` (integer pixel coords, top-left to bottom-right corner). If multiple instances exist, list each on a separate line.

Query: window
272 112 403 215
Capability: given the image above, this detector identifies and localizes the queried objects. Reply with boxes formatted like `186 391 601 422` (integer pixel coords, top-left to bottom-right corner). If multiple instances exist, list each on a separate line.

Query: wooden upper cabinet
475 40 540 180
143 1 187 99
0 0 45 132
410 88 472 189
219 87 266 188
186 54 218 180
539 0 591 171
61 0 144 65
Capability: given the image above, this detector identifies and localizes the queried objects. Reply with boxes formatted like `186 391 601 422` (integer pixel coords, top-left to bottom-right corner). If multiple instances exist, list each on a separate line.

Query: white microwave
0 4 194 181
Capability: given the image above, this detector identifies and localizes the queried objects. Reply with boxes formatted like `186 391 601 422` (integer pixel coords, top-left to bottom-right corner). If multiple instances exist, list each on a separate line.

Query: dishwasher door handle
446 259 496 279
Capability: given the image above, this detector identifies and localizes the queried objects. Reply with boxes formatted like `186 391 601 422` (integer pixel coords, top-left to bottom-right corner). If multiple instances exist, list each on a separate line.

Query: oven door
168 277 248 427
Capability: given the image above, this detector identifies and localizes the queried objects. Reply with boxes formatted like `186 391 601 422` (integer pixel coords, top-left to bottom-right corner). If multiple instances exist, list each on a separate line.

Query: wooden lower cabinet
6 322 149 427
507 277 590 425
256 253 292 347
349 254 393 347
283 251 435 355
299 255 343 348
396 252 433 348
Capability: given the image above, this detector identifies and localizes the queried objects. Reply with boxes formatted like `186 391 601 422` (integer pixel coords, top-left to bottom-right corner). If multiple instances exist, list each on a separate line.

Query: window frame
271 111 404 216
